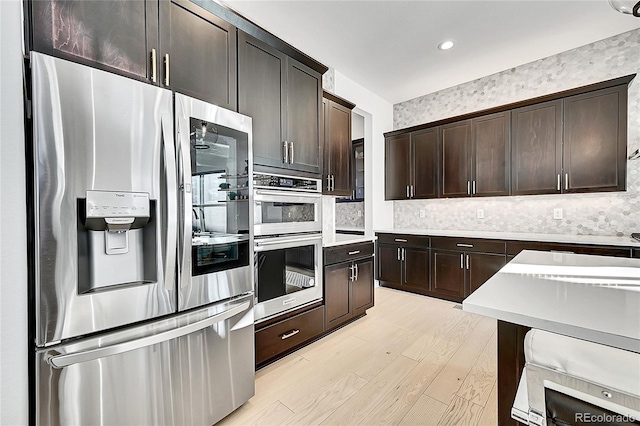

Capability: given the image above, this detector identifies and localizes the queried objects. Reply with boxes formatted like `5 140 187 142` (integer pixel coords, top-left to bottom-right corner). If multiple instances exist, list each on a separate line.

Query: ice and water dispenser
77 190 157 293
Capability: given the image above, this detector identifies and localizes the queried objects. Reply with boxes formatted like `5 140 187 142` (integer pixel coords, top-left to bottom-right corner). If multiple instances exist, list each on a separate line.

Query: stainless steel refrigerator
31 52 254 425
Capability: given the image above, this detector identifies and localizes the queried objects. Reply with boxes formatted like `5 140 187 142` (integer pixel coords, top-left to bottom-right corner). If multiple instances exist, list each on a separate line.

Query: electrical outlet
553 208 563 220
476 208 485 219
419 209 426 218
357 210 362 217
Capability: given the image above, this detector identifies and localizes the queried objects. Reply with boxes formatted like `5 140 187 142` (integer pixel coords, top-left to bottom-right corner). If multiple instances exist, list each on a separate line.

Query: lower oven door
254 234 323 322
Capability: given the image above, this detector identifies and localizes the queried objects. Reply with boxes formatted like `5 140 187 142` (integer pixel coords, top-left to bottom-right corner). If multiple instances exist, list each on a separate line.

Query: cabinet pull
150 49 157 83
283 141 289 164
355 263 359 281
326 174 331 191
410 185 414 198
394 238 407 243
331 175 335 191
397 247 401 261
467 181 471 195
406 185 410 198
472 180 476 195
290 141 294 164
348 250 360 255
281 329 300 340
460 253 464 269
163 53 170 86
349 264 355 281
466 254 469 270
565 173 569 190
456 243 473 248
557 174 561 191
401 248 405 261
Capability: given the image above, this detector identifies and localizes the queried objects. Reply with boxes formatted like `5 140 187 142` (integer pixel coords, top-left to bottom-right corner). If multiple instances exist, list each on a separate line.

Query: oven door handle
254 235 322 250
254 189 322 198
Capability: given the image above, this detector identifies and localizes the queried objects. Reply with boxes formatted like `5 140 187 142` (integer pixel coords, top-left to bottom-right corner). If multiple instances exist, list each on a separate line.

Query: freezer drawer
35 295 254 426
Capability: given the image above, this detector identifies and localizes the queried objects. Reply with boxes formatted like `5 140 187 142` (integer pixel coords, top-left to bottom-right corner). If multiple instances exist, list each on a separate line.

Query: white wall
351 112 364 140
334 71 394 235
0 0 29 424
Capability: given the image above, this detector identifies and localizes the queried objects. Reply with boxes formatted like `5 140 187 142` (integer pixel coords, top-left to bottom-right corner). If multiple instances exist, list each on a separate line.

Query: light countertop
323 233 376 248
375 228 640 248
336 226 365 233
463 250 640 353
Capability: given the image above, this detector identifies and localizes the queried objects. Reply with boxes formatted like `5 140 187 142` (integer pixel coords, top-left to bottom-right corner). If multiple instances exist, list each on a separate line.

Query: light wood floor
219 287 498 426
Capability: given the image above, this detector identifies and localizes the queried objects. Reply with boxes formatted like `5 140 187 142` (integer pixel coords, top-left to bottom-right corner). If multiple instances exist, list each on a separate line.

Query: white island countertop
323 233 376 248
463 250 640 353
375 228 640 248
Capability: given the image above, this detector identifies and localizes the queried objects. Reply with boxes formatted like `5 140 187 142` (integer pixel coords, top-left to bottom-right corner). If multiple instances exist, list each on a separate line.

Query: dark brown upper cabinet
563 85 627 193
159 0 237 110
511 100 563 195
30 0 159 82
384 127 438 200
440 113 510 198
238 31 321 175
323 92 355 196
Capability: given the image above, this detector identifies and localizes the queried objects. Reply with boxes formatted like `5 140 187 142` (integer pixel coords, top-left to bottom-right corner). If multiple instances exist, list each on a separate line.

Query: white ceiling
221 0 640 105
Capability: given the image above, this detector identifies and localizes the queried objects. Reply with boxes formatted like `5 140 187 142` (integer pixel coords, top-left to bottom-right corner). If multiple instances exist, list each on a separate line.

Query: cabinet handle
326 175 331 191
349 264 355 281
410 185 414 198
348 250 360 255
290 141 294 164
394 238 407 243
557 174 561 191
406 185 410 198
331 175 335 191
456 243 473 248
355 263 359 281
460 253 464 269
466 254 469 270
472 180 476 195
397 247 401 261
401 248 405 261
163 53 170 86
283 141 289 164
467 181 471 195
150 49 157 83
565 173 569 190
281 329 300 340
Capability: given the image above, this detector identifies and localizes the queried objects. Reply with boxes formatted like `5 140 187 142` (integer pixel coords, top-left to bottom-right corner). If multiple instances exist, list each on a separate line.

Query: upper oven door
253 190 322 236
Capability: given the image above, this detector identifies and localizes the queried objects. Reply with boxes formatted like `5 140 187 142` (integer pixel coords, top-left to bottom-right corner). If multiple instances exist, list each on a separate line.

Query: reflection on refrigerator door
36 295 255 426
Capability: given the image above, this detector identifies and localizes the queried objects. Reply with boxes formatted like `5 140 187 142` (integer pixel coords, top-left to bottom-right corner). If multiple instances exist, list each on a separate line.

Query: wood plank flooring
218 287 498 426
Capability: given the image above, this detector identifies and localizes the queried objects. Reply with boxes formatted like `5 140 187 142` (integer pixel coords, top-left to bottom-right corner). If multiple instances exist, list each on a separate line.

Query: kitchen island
463 250 640 425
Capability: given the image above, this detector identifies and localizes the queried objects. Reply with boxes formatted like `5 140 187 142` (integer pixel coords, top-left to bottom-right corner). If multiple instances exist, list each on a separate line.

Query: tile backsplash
393 29 640 236
336 201 364 229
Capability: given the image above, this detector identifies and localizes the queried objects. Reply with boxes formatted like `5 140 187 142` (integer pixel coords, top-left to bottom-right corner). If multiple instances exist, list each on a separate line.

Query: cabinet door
403 247 430 291
563 86 627 193
511 100 562 195
472 112 510 197
431 250 465 301
324 99 352 196
287 58 322 174
376 244 402 283
325 263 352 329
467 253 506 296
412 128 438 199
385 134 411 200
160 0 237 110
352 259 374 318
440 120 472 198
31 0 158 82
238 31 287 169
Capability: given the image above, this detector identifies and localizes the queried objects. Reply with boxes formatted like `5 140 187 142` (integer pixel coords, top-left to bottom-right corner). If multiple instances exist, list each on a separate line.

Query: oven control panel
253 173 320 192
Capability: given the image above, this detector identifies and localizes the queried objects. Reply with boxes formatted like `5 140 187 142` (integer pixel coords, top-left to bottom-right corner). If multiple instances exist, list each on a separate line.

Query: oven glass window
190 118 250 275
255 202 316 224
256 244 316 303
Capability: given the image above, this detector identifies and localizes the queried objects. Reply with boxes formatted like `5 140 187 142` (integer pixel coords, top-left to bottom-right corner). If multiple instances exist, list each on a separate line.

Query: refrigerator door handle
47 300 251 369
161 115 178 291
176 117 192 290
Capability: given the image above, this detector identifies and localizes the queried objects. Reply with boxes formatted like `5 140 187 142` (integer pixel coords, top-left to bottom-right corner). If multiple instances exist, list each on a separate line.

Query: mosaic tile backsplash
393 29 640 236
336 201 365 229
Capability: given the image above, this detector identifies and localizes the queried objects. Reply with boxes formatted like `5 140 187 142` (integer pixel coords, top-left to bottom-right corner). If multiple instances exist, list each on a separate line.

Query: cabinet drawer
324 242 374 266
255 306 324 366
633 249 640 259
431 237 505 254
376 233 430 247
507 241 631 257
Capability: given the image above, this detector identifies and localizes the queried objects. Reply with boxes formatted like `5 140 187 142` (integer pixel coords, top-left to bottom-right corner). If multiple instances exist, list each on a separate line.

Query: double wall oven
253 173 323 322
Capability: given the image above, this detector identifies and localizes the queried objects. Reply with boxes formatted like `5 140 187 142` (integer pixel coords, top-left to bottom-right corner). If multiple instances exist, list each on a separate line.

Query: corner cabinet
324 242 375 331
238 31 321 175
323 92 356 196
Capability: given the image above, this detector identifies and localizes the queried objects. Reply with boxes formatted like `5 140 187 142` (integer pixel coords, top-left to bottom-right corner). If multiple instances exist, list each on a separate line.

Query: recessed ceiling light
438 40 454 51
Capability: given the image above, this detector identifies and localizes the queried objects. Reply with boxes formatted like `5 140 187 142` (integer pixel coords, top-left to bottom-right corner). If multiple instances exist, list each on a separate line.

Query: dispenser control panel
84 191 150 231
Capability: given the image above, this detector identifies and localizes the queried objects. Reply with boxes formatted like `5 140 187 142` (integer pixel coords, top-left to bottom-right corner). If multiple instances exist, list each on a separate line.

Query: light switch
553 208 563 220
357 210 362 217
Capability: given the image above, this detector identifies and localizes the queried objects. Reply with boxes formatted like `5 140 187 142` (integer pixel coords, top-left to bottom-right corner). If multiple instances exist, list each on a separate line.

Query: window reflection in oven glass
256 244 316 303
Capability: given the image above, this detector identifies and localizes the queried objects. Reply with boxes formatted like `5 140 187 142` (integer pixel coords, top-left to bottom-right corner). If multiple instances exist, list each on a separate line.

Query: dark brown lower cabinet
468 252 507 295
377 243 430 295
324 244 374 331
